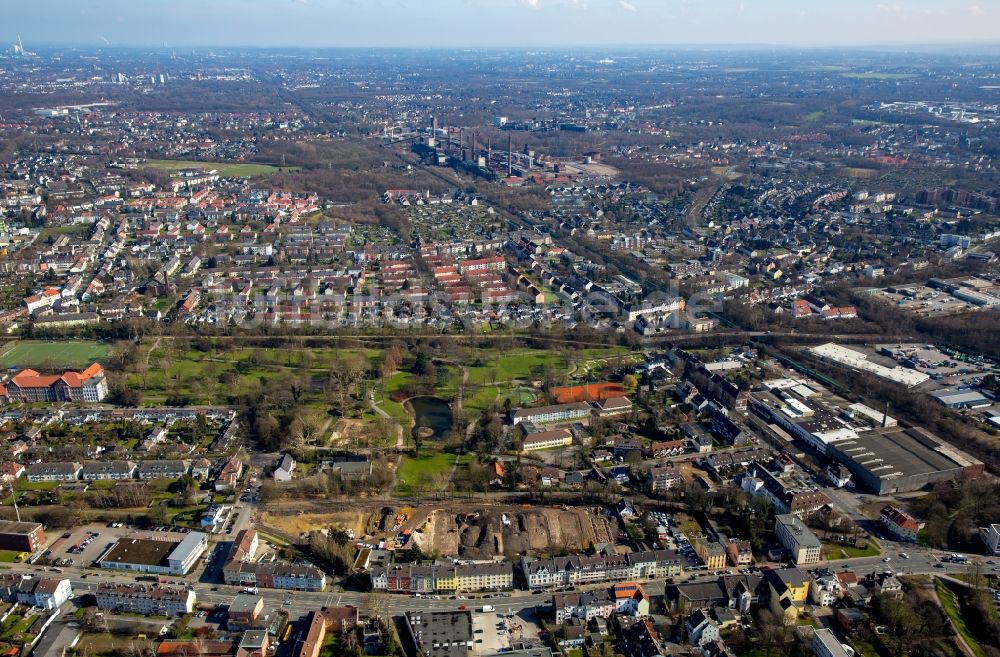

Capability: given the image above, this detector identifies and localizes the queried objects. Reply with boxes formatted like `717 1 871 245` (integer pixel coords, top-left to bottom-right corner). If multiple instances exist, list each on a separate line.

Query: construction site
262 502 618 559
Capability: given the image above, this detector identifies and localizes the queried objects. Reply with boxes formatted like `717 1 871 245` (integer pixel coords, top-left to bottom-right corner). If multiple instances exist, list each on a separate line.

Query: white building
685 609 720 647
96 583 195 616
17 577 72 610
774 514 821 565
982 524 1000 556
812 629 853 657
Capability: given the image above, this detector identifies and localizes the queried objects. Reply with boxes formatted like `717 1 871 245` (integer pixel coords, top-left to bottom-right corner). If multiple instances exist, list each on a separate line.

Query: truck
479 605 495 613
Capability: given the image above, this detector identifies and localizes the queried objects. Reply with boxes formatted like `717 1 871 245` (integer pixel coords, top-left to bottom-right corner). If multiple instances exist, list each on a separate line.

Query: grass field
0 551 21 563
396 452 470 495
143 159 300 178
935 578 985 657
803 111 825 122
841 72 918 80
821 540 879 560
0 341 110 370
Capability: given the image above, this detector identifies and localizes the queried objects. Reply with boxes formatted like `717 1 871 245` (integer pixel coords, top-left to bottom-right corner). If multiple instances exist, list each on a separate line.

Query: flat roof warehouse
98 532 207 575
101 538 175 568
828 427 984 494
808 343 930 388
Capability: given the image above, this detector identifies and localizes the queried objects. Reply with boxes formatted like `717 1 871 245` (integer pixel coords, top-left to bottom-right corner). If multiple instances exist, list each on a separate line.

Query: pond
408 396 453 439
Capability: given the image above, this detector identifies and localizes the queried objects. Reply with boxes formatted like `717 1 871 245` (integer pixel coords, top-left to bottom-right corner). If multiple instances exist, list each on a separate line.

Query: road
10 543 991 625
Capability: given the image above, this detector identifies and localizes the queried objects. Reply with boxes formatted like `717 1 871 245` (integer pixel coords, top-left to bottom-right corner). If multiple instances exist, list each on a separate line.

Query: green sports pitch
0 341 110 370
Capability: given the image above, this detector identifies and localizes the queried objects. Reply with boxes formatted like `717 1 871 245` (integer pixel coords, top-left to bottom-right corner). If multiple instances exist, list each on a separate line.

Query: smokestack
883 402 890 428
431 116 437 135
459 128 464 160
472 132 477 160
487 137 491 165
508 135 513 176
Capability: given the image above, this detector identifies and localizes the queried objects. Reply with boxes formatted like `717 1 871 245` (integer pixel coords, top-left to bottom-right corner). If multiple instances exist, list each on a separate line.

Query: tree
412 351 431 376
329 353 368 417
412 428 425 458
255 413 282 451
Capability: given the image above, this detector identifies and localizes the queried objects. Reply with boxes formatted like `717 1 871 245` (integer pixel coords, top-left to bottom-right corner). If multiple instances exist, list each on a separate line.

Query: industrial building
827 427 984 494
931 388 992 409
808 343 929 387
98 532 207 575
0 520 46 553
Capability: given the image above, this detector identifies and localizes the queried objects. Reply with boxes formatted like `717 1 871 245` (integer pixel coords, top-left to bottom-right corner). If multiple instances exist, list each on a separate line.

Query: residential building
274 454 295 482
298 607 360 657
809 574 842 606
214 455 243 491
725 539 752 567
369 561 513 594
694 540 727 570
136 460 189 480
96 583 195 616
765 568 810 625
240 631 270 657
648 465 681 493
740 464 830 515
612 582 650 617
81 460 137 481
25 462 81 482
520 550 682 590
774 514 821 565
553 590 615 624
684 609 720 647
229 529 259 564
879 505 923 543
17 577 72 610
619 618 663 657
223 560 326 591
228 593 264 629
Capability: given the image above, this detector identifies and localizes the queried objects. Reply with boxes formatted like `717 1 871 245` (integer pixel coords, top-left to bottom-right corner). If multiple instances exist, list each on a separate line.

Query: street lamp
3 481 20 522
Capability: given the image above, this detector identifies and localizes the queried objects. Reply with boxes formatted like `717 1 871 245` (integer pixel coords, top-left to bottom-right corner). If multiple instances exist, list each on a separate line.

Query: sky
9 0 1000 49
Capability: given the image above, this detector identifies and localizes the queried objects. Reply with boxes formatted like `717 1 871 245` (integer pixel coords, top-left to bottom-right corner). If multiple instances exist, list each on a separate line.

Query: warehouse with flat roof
827 427 984 494
98 532 207 575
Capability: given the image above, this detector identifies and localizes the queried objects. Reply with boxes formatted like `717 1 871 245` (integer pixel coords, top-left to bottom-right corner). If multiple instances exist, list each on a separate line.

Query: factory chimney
882 402 890 428
487 137 491 166
508 135 513 176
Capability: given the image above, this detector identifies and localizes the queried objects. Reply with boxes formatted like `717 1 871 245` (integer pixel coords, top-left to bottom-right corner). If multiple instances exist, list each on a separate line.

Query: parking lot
45 522 136 568
41 522 216 572
645 510 703 569
471 607 544 655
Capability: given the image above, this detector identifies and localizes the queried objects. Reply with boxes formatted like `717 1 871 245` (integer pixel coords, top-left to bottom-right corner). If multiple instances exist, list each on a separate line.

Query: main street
5 543 990 623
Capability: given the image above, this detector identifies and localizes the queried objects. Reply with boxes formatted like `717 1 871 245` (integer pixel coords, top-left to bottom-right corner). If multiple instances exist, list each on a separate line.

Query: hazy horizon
7 0 1000 51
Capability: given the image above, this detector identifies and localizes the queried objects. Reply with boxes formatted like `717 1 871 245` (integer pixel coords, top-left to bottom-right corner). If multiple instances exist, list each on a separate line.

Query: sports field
0 341 110 370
